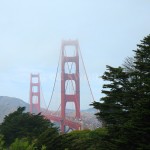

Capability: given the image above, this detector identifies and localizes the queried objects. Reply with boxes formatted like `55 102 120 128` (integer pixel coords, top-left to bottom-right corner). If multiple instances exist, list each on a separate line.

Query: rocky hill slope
0 96 29 123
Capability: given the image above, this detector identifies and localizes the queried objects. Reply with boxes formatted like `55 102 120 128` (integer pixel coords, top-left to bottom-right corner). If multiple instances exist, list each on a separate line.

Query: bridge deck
43 113 81 131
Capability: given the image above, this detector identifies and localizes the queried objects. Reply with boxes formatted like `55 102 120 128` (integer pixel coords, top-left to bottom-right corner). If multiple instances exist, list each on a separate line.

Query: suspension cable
79 46 95 102
50 49 75 115
40 85 47 109
45 49 61 112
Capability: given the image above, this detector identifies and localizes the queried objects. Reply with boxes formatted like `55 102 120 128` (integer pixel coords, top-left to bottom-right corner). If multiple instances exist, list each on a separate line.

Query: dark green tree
0 134 6 150
52 128 114 150
91 34 150 149
9 138 35 150
0 107 58 147
35 128 59 150
92 65 131 128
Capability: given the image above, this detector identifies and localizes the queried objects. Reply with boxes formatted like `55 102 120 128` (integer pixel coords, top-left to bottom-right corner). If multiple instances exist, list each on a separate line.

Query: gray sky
0 0 150 110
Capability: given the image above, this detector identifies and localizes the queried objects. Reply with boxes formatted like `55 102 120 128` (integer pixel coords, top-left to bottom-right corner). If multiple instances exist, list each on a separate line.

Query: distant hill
81 108 98 114
0 96 29 123
65 108 97 114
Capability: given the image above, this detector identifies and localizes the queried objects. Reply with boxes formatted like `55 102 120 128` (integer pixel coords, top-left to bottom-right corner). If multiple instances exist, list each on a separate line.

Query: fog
0 0 150 109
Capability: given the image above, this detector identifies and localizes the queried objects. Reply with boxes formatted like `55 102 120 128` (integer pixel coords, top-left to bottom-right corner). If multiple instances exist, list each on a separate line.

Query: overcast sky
0 0 150 110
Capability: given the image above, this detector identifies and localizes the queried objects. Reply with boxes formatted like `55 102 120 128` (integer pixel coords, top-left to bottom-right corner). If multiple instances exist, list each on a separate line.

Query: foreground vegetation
0 35 150 149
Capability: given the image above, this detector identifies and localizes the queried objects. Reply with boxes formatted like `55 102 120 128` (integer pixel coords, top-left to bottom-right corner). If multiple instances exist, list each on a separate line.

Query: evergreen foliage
0 107 58 148
9 138 35 150
35 128 59 150
0 134 6 150
52 128 114 150
91 34 150 149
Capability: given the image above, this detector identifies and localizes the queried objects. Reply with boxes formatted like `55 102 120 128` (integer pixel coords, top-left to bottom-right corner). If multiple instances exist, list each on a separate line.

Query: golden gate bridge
29 40 94 133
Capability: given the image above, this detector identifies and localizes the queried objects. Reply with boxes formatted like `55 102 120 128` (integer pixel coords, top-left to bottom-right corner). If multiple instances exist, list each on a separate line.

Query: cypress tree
91 35 150 149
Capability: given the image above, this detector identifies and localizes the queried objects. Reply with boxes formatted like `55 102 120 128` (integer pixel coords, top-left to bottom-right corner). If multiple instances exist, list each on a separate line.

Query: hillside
0 96 29 123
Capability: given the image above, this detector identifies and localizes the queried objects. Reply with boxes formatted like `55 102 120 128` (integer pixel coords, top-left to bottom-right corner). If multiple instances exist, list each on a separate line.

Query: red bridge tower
30 74 41 113
61 40 81 132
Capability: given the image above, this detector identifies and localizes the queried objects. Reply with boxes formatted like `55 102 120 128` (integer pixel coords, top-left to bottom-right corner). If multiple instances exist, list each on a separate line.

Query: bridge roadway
42 112 81 131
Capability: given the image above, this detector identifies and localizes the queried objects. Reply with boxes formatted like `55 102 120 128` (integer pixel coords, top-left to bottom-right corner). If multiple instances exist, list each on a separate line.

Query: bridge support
30 74 41 113
61 40 80 132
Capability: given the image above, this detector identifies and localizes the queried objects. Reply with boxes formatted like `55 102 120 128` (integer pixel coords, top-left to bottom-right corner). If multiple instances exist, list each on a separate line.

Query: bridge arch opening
64 46 76 57
65 80 76 95
31 77 38 83
65 62 76 74
32 86 38 93
65 102 75 117
32 96 38 104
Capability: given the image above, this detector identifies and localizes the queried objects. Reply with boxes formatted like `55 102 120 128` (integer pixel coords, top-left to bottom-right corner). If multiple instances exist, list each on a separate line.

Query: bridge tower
61 40 80 132
30 74 41 113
